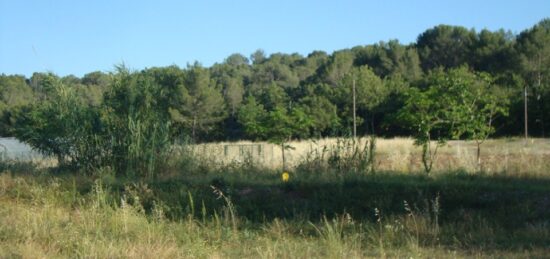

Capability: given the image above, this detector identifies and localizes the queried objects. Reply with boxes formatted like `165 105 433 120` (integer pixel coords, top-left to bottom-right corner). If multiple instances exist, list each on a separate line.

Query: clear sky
1 0 548 77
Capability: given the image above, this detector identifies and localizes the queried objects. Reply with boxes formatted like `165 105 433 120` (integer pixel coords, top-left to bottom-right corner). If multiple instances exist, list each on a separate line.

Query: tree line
1 19 549 147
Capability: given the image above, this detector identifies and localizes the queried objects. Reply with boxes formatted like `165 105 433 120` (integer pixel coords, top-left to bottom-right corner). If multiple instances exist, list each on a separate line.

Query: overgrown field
1 139 550 258
190 137 550 173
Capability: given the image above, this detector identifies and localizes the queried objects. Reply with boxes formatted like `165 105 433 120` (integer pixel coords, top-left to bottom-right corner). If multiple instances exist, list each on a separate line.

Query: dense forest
1 19 549 144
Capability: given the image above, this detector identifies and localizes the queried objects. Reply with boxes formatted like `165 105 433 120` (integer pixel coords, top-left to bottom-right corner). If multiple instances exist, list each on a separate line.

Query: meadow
190 137 550 174
1 138 550 258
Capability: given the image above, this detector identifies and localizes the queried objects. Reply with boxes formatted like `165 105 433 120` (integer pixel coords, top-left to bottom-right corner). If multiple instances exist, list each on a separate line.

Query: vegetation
1 19 550 258
1 150 549 258
1 19 550 143
397 67 508 173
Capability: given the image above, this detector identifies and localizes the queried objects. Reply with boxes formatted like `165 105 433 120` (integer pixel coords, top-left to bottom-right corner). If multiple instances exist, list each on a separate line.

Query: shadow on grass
146 170 550 251
3 160 550 251
148 170 550 225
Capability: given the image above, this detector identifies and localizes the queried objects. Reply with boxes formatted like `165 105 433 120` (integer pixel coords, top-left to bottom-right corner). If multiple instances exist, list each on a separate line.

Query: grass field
1 138 550 258
189 137 550 174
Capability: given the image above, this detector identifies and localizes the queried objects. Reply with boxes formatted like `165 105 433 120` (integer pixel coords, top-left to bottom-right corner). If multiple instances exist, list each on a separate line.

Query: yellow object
281 172 290 182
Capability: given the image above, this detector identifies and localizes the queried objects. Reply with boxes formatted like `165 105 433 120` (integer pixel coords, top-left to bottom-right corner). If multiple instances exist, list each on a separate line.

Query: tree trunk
422 142 432 174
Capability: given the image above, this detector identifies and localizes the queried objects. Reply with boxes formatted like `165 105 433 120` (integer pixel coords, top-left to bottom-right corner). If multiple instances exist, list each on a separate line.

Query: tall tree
321 50 355 86
353 40 422 81
416 25 476 71
445 68 509 170
337 66 388 135
0 75 35 136
516 19 550 137
170 64 226 141
471 29 515 74
298 95 340 137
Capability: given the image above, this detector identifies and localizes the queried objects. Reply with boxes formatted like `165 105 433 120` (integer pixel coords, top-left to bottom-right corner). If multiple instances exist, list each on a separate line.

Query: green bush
13 68 171 178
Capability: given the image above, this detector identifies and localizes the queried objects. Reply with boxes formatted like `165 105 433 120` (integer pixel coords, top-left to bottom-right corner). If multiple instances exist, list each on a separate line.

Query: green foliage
417 25 476 71
13 68 172 177
237 96 269 140
447 70 509 142
4 18 550 148
13 75 104 168
237 96 315 170
102 67 172 177
322 50 354 86
298 95 340 136
398 67 507 173
169 64 226 141
516 19 550 136
0 75 35 136
238 96 315 143
353 40 423 81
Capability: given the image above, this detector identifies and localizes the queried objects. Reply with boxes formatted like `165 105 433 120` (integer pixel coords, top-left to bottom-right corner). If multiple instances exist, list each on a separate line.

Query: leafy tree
399 67 509 173
13 75 105 169
294 51 329 82
398 86 447 174
353 40 422 81
263 106 314 171
224 53 249 66
238 96 314 170
169 64 226 141
82 71 111 87
397 68 462 173
223 77 245 116
516 19 550 137
0 75 34 136
445 68 509 170
249 54 300 92
337 66 388 135
237 96 269 140
250 49 267 65
298 95 340 137
417 25 476 71
471 29 515 74
17 67 172 176
321 50 355 86
259 83 289 110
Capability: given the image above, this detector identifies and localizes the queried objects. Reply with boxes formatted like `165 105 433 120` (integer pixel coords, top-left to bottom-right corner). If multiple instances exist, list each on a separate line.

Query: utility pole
352 78 357 139
523 84 529 143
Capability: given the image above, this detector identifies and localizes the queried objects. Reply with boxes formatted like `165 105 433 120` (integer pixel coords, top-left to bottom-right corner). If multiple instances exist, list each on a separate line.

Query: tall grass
186 137 550 174
1 138 550 258
2 158 550 258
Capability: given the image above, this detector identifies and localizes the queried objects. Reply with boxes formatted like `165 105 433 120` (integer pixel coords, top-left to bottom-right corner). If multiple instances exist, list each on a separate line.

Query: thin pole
353 78 357 139
523 85 529 141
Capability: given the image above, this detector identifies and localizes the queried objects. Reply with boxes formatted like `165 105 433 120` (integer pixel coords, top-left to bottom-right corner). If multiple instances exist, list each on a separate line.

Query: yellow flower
281 172 290 182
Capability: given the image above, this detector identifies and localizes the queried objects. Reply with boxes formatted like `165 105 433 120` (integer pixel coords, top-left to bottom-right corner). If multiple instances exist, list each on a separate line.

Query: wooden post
523 85 529 143
353 78 357 139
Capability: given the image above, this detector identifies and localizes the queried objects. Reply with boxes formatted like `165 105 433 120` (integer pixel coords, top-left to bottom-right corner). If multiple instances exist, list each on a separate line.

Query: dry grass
0 174 451 258
2 151 550 258
186 138 550 174
5 137 549 174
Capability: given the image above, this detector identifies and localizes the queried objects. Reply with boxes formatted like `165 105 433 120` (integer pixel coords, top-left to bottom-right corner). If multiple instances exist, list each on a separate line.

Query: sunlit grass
186 137 550 174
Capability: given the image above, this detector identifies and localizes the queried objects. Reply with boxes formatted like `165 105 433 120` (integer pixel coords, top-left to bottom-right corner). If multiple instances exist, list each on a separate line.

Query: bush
13 68 172 178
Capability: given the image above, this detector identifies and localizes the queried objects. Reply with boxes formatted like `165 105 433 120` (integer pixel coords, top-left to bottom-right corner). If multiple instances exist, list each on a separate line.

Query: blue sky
1 0 548 77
